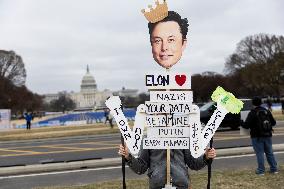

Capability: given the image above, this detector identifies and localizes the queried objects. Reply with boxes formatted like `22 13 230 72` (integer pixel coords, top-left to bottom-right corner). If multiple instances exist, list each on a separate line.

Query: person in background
24 112 33 130
266 98 272 112
281 97 284 114
104 108 113 128
242 96 278 175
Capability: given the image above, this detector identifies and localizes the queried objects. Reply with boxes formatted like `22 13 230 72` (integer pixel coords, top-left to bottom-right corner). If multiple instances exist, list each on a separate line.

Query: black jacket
127 149 208 189
242 106 276 138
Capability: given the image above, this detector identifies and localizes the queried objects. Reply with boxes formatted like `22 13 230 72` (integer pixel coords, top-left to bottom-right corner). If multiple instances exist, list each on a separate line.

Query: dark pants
251 137 278 173
109 118 113 128
26 121 31 130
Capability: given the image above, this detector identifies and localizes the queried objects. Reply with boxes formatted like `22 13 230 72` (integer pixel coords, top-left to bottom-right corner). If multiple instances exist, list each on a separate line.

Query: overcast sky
0 0 283 94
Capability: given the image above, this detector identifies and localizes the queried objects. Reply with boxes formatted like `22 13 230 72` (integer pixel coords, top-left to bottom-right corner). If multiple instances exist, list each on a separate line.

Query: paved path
0 152 283 189
0 122 283 167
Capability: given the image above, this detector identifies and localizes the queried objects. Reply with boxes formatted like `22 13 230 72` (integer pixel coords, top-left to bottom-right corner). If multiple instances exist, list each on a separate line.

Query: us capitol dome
69 65 111 109
80 65 97 93
43 65 138 110
44 65 112 110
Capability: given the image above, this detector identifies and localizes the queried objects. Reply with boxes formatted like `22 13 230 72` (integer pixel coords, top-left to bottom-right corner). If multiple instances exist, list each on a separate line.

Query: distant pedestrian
104 109 109 123
267 99 272 112
241 96 278 175
104 108 113 128
108 112 114 129
24 112 33 130
281 98 284 114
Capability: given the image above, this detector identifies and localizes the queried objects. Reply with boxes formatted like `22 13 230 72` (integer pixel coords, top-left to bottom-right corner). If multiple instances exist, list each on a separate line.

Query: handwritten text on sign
189 103 228 158
145 101 192 114
143 138 189 149
147 127 190 138
150 91 193 102
145 73 191 89
146 114 190 127
105 96 146 155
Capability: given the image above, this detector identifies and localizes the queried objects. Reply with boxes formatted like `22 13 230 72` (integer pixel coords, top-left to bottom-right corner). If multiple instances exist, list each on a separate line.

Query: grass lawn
35 165 284 189
0 124 120 141
273 110 284 121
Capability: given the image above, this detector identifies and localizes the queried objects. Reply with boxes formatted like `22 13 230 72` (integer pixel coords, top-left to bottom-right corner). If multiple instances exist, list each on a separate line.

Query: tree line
192 34 284 102
1 33 284 114
0 50 43 116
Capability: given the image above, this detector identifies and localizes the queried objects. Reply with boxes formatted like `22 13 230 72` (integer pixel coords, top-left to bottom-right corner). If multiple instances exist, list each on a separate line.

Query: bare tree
225 34 284 72
50 95 76 113
192 72 227 102
0 50 26 86
0 77 43 114
225 34 284 96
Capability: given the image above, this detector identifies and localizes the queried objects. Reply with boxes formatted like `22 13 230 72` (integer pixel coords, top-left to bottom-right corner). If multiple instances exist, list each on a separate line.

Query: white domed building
69 65 112 109
80 66 97 93
44 66 112 110
43 65 140 111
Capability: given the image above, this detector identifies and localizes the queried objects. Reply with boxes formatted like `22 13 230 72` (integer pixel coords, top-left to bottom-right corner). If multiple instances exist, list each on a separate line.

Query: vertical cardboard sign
0 109 11 130
145 73 191 89
105 96 146 155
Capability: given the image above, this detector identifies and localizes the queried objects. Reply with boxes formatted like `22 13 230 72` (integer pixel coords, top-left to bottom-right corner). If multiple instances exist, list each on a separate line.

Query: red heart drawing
175 75 186 86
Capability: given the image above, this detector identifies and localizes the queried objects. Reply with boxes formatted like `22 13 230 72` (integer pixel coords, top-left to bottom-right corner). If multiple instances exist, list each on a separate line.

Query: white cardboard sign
106 97 228 158
145 101 192 114
146 114 190 127
0 109 11 130
150 91 193 102
143 138 189 149
147 127 190 138
189 103 228 158
145 73 191 89
105 96 146 155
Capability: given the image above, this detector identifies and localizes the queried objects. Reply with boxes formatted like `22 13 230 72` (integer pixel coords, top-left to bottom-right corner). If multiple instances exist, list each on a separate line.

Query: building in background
43 66 138 110
70 66 112 109
113 87 138 98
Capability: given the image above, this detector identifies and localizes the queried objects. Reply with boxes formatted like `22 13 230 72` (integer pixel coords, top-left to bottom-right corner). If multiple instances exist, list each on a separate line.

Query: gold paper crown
141 0 168 23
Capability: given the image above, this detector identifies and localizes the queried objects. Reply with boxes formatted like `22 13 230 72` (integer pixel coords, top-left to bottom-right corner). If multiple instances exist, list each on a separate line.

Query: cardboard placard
105 96 146 155
147 127 190 138
0 109 11 130
150 91 193 102
145 101 192 114
145 73 191 89
146 114 190 127
143 138 189 149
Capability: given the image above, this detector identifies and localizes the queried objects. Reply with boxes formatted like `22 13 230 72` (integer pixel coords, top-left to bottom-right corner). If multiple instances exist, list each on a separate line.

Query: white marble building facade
44 66 112 110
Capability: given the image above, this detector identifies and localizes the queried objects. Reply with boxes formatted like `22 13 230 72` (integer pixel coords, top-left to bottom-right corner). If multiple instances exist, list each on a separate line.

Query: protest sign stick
167 147 170 185
164 68 177 189
204 87 243 189
207 138 213 189
120 103 126 189
166 68 171 186
121 134 126 189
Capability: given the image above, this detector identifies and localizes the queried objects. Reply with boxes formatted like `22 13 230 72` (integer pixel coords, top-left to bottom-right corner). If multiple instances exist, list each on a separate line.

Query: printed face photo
151 21 187 69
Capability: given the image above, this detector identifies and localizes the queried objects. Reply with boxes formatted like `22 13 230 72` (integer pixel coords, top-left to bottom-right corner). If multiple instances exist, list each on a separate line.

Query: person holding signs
119 144 216 189
118 7 216 189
